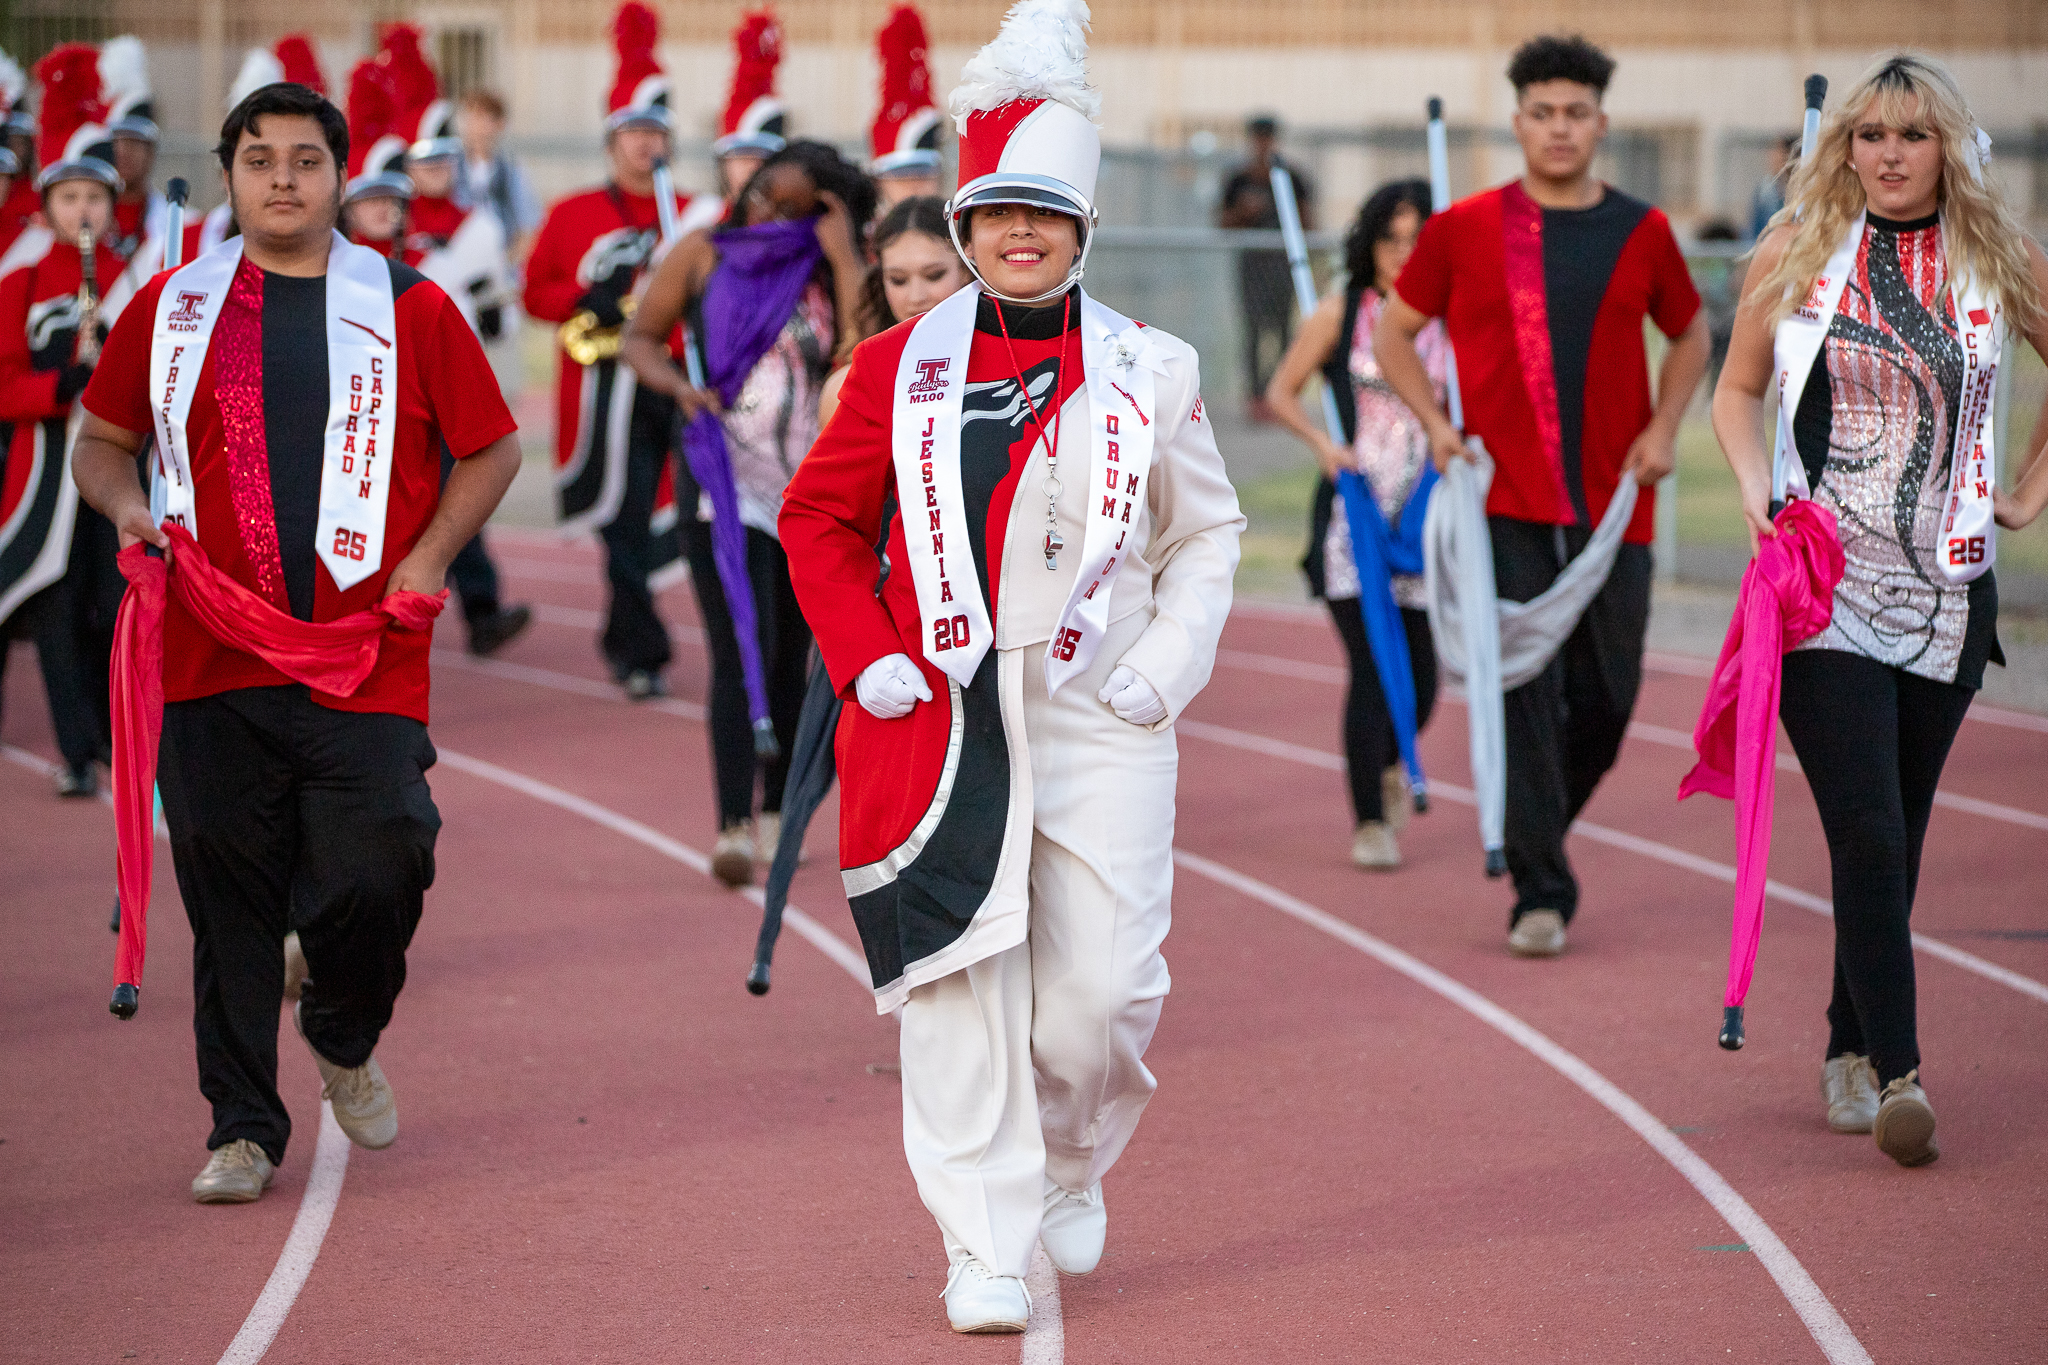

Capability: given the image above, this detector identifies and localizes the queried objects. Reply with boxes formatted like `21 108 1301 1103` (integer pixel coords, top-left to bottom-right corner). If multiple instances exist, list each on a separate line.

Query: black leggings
683 522 813 828
1325 599 1438 823
1778 649 1974 1087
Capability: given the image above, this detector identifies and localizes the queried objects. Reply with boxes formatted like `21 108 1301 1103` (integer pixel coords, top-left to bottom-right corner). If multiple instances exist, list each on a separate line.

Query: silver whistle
1043 529 1063 570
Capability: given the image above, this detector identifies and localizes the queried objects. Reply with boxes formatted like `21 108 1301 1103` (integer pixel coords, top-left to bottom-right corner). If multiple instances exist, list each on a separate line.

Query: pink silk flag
110 526 445 1015
1679 499 1843 1045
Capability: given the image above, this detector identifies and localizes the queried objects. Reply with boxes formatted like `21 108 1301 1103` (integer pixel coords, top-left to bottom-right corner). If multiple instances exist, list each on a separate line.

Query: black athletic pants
1491 516 1653 924
1779 649 1972 1087
682 521 812 828
158 686 440 1164
0 505 124 767
598 389 678 677
1238 253 1293 398
1325 599 1438 823
439 447 501 627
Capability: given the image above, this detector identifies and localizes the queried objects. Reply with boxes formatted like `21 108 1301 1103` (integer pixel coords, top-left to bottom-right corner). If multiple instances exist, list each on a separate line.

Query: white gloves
1097 665 1167 726
855 652 933 719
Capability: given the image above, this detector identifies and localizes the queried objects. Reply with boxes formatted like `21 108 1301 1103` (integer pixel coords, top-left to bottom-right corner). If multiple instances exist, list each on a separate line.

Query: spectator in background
1219 114 1314 423
1748 132 1798 240
1694 217 1744 385
458 90 541 259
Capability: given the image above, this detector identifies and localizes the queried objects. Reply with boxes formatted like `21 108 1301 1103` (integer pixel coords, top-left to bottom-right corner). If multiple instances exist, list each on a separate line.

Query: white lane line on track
1174 850 1872 1365
429 747 1063 1359
1212 648 2048 833
215 1103 351 1365
1174 718 2048 1008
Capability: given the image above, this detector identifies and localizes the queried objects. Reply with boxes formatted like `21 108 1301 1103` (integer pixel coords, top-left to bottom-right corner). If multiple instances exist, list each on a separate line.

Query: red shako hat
714 9 785 158
946 0 1101 301
34 43 119 192
869 5 940 177
375 24 456 164
227 34 327 111
606 2 670 134
100 35 156 143
344 55 413 204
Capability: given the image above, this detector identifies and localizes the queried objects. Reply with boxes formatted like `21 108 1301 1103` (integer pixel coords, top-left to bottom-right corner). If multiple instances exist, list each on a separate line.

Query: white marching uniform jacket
779 285 1244 1013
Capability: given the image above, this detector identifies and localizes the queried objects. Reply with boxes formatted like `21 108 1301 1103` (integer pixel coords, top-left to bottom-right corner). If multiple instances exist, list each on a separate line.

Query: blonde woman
1713 52 2048 1167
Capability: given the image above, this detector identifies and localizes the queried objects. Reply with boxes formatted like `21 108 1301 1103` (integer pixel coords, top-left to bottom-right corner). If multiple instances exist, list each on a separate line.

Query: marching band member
0 51 29 257
1712 53 2048 1166
712 9 787 202
72 80 521 1203
1268 178 1444 869
0 45 134 798
524 2 700 698
868 5 944 209
623 138 871 885
778 0 1242 1331
1376 34 1707 957
194 38 329 260
99 36 164 269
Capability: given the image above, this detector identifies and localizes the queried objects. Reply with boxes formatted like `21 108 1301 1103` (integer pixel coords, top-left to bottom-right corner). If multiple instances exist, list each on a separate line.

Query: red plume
722 9 782 138
33 43 108 174
276 34 326 95
375 22 439 142
608 1 662 117
877 5 932 115
344 58 396 177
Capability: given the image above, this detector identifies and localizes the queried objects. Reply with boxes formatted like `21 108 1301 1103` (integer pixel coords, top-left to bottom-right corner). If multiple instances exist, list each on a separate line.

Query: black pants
1491 517 1652 923
682 521 812 827
1238 254 1293 398
1779 650 1972 1087
158 686 440 1163
1325 599 1438 823
440 447 501 626
598 390 678 676
1 506 124 767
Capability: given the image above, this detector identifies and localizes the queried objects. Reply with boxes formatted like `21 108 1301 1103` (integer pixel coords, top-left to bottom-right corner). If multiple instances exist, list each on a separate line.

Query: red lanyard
993 292 1075 569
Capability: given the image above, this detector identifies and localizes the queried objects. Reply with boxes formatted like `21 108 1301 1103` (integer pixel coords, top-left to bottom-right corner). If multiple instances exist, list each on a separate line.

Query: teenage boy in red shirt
72 82 521 1203
1377 34 1708 958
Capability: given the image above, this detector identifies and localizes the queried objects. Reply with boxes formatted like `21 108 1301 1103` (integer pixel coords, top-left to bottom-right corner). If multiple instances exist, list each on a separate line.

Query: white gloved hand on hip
1097 665 1167 726
855 652 933 719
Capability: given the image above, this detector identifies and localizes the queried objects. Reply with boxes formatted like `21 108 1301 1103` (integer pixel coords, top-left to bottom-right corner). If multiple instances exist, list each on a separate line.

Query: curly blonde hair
1751 51 2041 335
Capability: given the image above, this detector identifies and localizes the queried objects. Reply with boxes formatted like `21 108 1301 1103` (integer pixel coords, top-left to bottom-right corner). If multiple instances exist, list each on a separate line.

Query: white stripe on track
1212 648 2048 833
1174 849 1872 1365
1174 718 2048 1007
215 1103 352 1365
1021 1249 1065 1362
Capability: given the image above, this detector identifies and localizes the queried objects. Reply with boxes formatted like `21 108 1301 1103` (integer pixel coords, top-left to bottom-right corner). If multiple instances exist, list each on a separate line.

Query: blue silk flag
1337 463 1437 801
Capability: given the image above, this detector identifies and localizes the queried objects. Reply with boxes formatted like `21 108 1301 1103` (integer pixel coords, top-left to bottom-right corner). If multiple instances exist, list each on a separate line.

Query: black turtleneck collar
1868 209 1940 235
975 286 1082 340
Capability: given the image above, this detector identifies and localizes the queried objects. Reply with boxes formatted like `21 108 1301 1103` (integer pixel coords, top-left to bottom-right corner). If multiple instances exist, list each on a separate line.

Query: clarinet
75 221 101 365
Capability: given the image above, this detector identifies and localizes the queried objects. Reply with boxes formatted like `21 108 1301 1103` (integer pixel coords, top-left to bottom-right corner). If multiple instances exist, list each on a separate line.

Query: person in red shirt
71 82 521 1205
1377 34 1708 959
0 44 135 798
524 5 701 698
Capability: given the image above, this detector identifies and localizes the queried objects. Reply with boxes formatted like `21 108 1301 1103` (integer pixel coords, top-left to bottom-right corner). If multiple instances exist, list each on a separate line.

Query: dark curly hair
731 137 878 231
1506 34 1616 97
857 195 958 337
1343 178 1431 294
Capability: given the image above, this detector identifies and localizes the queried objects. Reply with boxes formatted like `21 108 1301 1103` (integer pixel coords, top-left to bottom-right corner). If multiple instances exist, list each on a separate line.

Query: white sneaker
711 821 755 888
1507 909 1567 957
1821 1054 1879 1134
1040 1183 1107 1275
294 1001 398 1149
1351 821 1401 870
191 1139 275 1204
941 1257 1030 1334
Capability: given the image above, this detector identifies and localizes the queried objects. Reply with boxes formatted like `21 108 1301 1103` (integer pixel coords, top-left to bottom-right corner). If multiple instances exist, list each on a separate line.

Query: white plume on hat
948 0 1098 132
99 34 149 105
228 48 287 109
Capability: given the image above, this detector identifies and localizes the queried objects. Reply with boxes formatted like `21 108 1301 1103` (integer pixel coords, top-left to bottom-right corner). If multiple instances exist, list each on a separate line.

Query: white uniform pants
899 619 1177 1277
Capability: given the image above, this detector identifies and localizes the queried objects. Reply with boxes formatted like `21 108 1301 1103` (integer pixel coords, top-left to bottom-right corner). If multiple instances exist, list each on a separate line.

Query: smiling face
1511 78 1607 185
880 228 971 322
225 111 342 248
964 202 1081 302
1848 95 1944 220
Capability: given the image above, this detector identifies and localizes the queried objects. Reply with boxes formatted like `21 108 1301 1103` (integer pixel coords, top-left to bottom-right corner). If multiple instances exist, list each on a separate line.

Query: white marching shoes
1040 1182 1107 1276
942 1256 1031 1334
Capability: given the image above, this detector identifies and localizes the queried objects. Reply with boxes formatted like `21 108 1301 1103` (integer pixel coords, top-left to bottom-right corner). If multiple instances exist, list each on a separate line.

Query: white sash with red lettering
1772 213 2003 583
889 284 1163 694
150 231 399 591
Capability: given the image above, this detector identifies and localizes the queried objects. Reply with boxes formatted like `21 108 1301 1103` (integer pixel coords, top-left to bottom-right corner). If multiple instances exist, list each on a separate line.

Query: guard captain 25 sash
150 231 400 592
891 283 1164 694
1770 212 2004 584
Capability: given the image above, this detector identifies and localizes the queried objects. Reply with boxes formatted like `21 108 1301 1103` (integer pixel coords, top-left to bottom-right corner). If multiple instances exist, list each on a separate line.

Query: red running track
3 527 2044 1363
